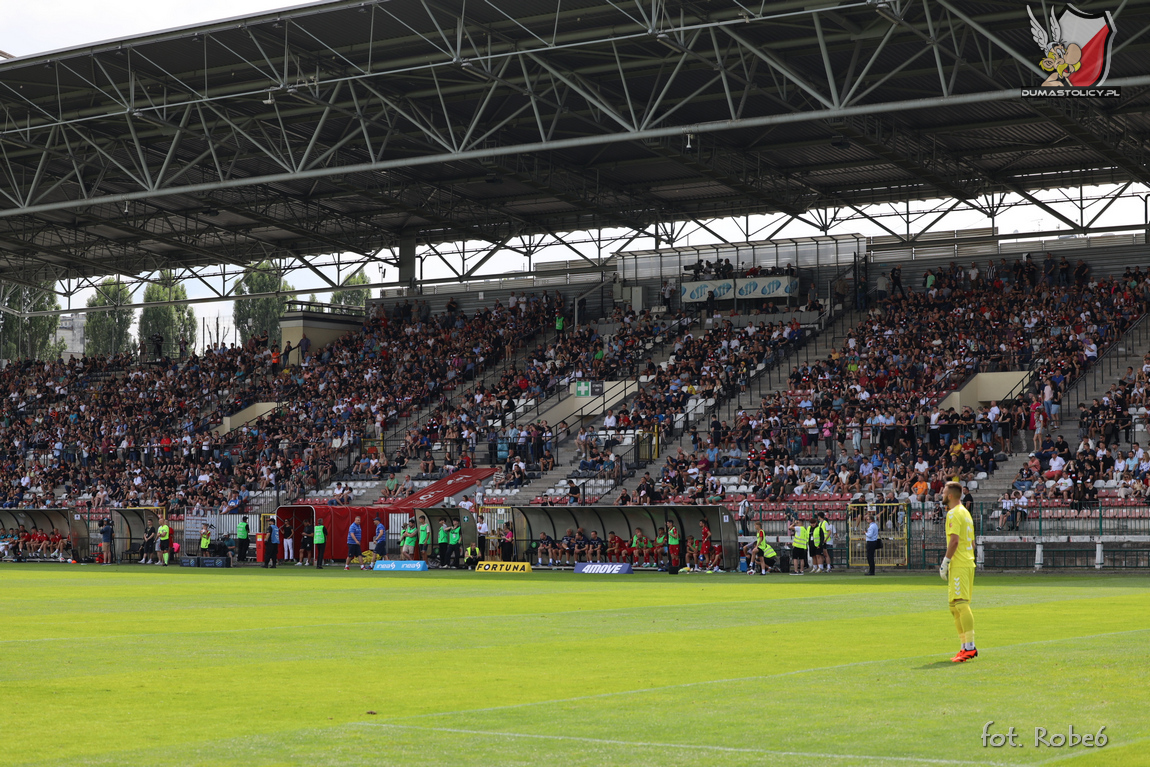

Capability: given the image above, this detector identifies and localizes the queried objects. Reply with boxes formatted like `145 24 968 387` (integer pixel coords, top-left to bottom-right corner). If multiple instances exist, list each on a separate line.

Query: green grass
3 566 1149 767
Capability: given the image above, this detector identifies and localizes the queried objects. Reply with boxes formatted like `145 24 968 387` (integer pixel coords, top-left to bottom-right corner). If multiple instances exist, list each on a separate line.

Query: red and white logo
1027 5 1116 88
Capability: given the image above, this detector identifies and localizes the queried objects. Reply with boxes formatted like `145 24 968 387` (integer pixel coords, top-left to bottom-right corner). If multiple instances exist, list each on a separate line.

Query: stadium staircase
595 305 862 504
969 318 1150 508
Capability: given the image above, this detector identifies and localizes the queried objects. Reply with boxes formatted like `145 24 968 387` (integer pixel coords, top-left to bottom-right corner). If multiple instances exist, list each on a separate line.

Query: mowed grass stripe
4 569 1148 766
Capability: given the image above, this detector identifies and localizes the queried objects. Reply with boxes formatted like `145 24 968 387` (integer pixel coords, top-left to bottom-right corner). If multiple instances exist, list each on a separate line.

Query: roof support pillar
399 231 418 287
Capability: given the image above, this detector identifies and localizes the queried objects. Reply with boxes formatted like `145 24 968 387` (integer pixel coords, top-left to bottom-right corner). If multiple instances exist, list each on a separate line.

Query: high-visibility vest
200 534 210 548
314 524 326 544
811 524 825 546
158 525 170 541
237 521 248 539
465 546 479 558
793 525 809 548
449 528 461 545
761 543 777 558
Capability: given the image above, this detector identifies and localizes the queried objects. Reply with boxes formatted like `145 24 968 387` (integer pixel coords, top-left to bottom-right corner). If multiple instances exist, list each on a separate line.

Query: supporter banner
681 277 797 302
372 561 429 572
735 277 798 300
681 279 735 303
574 562 633 574
475 561 532 573
384 468 497 512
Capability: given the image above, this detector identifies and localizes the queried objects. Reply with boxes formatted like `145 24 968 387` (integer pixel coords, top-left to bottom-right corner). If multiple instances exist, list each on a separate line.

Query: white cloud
4 0 295 58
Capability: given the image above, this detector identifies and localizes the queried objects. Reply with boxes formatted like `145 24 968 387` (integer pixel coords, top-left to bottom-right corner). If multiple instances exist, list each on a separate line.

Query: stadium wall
280 310 364 352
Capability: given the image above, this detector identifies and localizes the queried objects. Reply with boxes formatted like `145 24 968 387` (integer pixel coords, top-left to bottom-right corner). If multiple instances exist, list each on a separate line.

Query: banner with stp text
681 277 797 303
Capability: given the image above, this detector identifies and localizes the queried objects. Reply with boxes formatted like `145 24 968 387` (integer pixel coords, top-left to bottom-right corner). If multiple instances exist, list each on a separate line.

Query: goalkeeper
939 481 977 663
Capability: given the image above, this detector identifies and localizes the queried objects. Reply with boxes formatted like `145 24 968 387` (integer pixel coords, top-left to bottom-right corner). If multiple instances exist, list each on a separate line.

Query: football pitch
3 567 1149 767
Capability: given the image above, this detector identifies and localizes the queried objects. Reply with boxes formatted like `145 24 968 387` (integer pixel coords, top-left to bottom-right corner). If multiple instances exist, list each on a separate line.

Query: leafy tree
0 283 65 360
233 261 292 345
84 279 135 357
330 268 370 308
138 270 196 357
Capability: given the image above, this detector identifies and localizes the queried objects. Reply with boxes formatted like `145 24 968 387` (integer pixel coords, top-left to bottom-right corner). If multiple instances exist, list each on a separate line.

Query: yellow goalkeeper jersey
945 503 975 568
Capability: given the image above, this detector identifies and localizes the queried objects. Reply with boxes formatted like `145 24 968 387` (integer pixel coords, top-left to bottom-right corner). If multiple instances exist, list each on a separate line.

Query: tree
233 262 293 345
330 268 370 309
84 279 135 357
0 283 66 360
138 270 196 357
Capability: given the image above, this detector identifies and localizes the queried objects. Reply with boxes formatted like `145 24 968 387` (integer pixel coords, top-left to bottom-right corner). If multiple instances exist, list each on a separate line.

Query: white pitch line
378 627 1150 722
350 723 1013 766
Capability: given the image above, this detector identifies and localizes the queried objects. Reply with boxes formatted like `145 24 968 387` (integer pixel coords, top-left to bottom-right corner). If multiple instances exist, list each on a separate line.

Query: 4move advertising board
681 277 797 303
574 562 633 574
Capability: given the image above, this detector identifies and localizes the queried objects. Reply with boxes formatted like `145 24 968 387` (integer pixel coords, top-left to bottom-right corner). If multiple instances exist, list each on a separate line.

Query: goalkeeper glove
939 556 950 581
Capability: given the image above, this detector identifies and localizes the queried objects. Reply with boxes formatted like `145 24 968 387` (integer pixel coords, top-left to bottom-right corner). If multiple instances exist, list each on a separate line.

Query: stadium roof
1 0 1149 286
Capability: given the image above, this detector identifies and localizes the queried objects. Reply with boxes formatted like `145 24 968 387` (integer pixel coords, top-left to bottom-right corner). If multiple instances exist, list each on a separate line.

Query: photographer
199 523 212 557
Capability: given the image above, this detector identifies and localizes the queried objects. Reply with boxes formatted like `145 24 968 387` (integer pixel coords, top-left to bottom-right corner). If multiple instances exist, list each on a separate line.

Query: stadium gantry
1 0 1149 315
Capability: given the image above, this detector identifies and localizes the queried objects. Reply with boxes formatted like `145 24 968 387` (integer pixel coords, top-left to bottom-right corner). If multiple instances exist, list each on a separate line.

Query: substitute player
940 481 978 662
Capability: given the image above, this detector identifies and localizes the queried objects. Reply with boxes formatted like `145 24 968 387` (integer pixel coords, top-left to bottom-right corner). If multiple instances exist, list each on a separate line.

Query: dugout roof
1 0 1149 284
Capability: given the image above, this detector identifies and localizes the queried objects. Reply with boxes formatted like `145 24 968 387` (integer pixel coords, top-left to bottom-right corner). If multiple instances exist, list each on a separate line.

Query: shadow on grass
915 660 960 670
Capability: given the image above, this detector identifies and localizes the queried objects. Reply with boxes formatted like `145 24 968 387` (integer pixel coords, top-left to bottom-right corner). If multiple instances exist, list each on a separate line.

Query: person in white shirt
475 514 490 560
602 410 618 429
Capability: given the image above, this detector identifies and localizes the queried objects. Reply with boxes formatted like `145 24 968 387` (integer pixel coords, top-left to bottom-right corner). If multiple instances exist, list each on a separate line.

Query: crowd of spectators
610 255 1145 510
0 289 572 514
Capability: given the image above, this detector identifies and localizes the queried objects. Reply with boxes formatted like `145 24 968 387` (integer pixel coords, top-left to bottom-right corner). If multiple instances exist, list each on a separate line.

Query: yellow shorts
949 565 974 605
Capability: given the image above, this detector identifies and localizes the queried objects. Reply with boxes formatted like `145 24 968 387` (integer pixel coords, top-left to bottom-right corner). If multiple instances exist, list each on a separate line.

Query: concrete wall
280 311 363 355
213 401 280 435
530 380 641 429
938 371 1030 411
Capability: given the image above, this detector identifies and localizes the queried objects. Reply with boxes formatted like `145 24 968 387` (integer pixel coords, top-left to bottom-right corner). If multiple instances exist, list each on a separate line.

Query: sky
5 1 1147 348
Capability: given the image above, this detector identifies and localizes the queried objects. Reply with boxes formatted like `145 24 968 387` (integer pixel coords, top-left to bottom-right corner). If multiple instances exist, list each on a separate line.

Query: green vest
668 527 680 545
200 534 210 548
158 525 170 541
449 528 461 545
793 525 809 548
418 524 431 544
236 521 249 539
438 527 449 544
555 316 565 331
811 523 825 547
761 543 777 558
314 524 326 544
